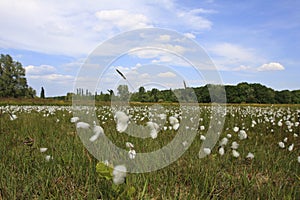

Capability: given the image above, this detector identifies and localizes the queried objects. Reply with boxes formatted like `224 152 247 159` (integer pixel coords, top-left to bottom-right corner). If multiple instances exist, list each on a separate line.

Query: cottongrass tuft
278 141 285 148
232 149 240 158
40 148 48 153
76 122 90 129
113 165 127 185
246 152 254 159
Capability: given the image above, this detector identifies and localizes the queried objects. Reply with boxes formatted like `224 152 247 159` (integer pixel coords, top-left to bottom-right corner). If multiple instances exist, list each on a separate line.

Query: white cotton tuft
147 122 159 139
233 127 239 132
76 122 90 129
246 152 254 159
232 149 240 158
231 141 239 149
126 142 134 148
288 144 294 151
169 116 179 130
114 111 129 133
278 141 285 148
89 125 104 142
227 134 232 138
113 165 127 185
182 141 188 147
200 125 205 131
128 149 136 160
173 123 180 130
10 114 17 121
40 148 48 153
238 130 247 140
218 147 225 156
45 155 53 161
203 148 211 155
283 137 288 143
298 156 300 164
200 135 206 141
70 117 79 123
219 137 228 146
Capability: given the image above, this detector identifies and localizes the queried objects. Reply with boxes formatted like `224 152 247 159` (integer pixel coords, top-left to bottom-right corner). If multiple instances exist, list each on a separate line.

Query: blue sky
0 0 299 96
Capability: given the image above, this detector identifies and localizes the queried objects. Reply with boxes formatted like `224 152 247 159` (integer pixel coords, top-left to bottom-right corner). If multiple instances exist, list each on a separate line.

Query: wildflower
278 121 283 127
298 156 300 164
203 148 211 155
76 122 90 129
246 152 254 159
89 125 104 142
227 134 232 138
288 144 294 151
200 135 206 141
231 141 239 149
238 130 247 140
70 117 79 123
218 146 225 156
40 148 48 153
283 137 288 143
128 149 136 160
113 165 127 185
114 111 129 133
278 141 285 148
233 127 239 133
232 149 240 158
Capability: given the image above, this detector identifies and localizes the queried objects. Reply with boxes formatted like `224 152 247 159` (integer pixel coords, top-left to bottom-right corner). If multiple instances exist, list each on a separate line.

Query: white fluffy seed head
203 148 211 155
231 141 239 149
232 150 240 158
113 165 127 185
218 147 225 156
278 141 285 148
246 152 254 159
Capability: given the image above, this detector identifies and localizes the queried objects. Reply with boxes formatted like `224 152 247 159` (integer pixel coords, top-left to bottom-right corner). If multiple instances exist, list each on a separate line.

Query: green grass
0 105 299 199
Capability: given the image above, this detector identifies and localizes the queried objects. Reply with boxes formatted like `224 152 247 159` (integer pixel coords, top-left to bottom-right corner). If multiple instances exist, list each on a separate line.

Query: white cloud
157 71 177 77
0 0 213 56
210 43 257 63
184 33 196 39
94 10 152 31
25 65 56 75
29 74 74 82
257 62 285 71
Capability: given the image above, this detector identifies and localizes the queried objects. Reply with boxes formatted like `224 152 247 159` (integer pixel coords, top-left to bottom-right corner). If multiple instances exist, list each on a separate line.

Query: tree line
74 83 300 104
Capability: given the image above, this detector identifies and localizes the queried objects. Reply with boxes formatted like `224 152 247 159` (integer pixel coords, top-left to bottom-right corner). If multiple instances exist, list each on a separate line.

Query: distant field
0 103 299 199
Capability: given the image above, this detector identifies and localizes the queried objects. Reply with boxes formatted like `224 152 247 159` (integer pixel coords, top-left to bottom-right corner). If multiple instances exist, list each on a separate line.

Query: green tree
0 54 36 98
40 87 45 99
117 85 130 101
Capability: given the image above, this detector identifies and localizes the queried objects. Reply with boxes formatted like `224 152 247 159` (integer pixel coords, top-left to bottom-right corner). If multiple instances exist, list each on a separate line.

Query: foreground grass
0 105 299 199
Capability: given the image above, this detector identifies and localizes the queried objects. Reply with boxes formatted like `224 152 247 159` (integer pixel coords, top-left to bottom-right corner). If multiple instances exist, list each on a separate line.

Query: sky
0 0 299 96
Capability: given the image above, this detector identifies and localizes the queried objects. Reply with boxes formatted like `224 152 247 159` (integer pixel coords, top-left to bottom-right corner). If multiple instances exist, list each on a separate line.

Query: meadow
0 104 299 199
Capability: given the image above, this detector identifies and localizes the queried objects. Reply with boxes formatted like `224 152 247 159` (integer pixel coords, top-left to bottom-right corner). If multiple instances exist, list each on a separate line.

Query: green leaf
96 162 113 180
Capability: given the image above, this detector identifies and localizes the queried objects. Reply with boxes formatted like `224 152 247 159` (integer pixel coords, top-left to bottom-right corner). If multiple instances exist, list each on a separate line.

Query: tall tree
0 54 36 98
117 85 129 101
40 87 45 98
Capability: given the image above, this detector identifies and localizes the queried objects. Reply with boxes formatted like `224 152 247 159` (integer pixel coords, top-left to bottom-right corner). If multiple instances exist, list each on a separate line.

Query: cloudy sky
0 0 299 96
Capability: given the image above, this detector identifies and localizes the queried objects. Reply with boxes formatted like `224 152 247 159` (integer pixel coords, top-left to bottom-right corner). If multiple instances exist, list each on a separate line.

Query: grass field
0 104 299 199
